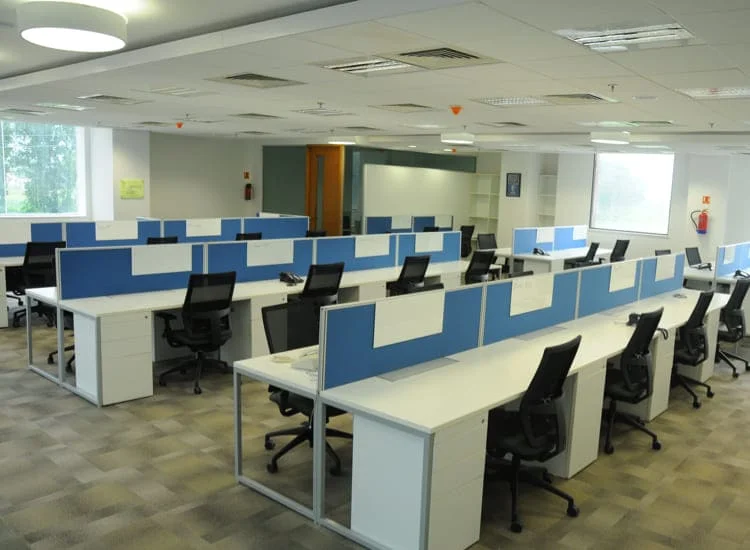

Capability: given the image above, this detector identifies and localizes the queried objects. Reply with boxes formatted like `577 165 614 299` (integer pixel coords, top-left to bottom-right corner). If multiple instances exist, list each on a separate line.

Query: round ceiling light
17 2 127 53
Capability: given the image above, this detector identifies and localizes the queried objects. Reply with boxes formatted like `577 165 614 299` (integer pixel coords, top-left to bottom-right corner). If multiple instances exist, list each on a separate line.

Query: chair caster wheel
267 462 278 474
652 440 662 451
733 372 740 378
693 401 701 409
330 466 342 476
542 471 553 483
158 379 167 387
12 320 20 328
707 390 714 398
510 522 523 533
264 439 275 450
567 504 579 518
604 444 614 455
65 365 74 373
47 356 54 365
193 386 202 395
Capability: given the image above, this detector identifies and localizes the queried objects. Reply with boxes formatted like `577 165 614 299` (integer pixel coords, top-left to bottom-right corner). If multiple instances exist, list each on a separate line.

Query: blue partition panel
0 244 25 257
59 245 203 300
640 254 686 299
323 287 483 389
65 221 161 247
554 227 587 251
483 272 579 345
164 219 242 243
413 216 436 233
397 232 460 264
716 243 750 277
206 240 313 283
513 228 553 254
317 236 397 271
578 263 642 317
32 223 64 242
243 217 308 239
366 217 391 234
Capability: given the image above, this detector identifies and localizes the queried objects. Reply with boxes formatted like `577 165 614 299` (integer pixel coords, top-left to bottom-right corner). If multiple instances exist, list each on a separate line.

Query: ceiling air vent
630 120 674 127
478 121 528 128
293 107 352 117
288 128 328 134
373 103 434 113
472 96 550 107
0 107 48 116
136 121 170 127
238 131 271 135
387 47 499 70
321 56 418 76
544 93 617 105
208 72 304 89
137 86 216 98
77 94 149 105
342 125 382 132
232 112 283 120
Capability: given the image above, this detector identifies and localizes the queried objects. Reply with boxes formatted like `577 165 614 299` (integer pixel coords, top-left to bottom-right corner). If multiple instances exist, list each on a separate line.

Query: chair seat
487 409 555 461
604 368 648 403
718 328 742 343
270 390 347 419
674 348 703 366
168 329 222 352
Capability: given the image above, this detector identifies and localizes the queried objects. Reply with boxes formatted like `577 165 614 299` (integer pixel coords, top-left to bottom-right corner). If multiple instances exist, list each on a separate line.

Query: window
590 152 675 235
0 121 86 216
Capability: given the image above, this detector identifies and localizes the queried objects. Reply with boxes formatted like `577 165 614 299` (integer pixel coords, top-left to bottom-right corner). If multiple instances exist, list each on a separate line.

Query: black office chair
609 239 630 263
147 236 178 244
716 279 750 378
262 300 352 475
156 271 236 395
9 241 65 328
486 335 582 533
47 310 76 373
423 226 439 232
476 233 497 250
291 262 346 308
564 242 600 269
387 255 430 296
306 230 327 238
673 291 715 408
459 225 475 258
236 232 262 241
602 308 664 455
465 250 494 284
407 282 444 293
508 270 534 278
655 249 671 256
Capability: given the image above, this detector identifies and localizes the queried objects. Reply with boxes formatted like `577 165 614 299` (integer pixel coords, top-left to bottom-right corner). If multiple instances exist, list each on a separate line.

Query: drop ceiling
0 0 750 153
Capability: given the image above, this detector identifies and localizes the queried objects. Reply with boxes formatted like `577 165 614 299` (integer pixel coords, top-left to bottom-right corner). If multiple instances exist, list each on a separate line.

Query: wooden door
306 145 344 236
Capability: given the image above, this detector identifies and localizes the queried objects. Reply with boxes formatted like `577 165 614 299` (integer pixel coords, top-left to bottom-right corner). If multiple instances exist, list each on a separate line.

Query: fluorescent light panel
35 102 92 111
323 57 415 74
556 23 693 52
472 96 550 106
678 87 750 99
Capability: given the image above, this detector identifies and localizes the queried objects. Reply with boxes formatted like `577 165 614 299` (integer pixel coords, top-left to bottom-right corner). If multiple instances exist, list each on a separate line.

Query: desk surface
0 257 24 268
27 261 470 318
513 247 612 262
234 346 318 398
683 266 716 282
320 289 728 434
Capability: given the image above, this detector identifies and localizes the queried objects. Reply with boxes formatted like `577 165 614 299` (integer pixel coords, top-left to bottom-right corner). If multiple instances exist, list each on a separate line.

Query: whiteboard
374 290 445 348
186 218 222 237
132 244 192 276
247 240 294 267
609 261 637 292
355 235 390 258
415 233 444 253
510 273 554 316
363 165 473 229
655 255 676 281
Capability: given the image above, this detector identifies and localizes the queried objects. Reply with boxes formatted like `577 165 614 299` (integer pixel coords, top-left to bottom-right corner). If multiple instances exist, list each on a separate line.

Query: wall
89 127 114 221
113 129 151 220
150 134 254 219
723 155 750 246
262 146 307 216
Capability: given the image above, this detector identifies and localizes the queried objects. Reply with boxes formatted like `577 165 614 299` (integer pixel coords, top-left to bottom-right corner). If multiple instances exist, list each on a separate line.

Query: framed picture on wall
506 173 522 197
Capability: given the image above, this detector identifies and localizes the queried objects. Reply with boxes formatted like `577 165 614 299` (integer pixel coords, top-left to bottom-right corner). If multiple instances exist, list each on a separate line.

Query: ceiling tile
606 45 737 75
652 0 750 16
520 55 635 79
676 9 750 45
300 21 440 55
648 69 750 89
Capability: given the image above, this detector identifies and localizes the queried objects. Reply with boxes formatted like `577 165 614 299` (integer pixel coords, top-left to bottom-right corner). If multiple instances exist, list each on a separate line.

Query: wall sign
506 173 522 197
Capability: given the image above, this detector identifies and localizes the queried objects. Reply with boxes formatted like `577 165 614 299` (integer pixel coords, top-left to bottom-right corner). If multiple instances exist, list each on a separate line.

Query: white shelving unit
538 175 557 226
469 174 500 237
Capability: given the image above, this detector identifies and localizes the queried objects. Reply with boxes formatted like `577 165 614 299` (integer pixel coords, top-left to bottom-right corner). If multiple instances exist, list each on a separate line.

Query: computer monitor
685 247 702 267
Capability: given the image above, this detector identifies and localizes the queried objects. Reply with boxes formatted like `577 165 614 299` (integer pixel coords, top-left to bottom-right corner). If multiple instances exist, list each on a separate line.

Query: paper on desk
0 222 30 244
655 254 676 281
95 220 138 241
391 215 412 230
354 235 390 258
609 260 637 292
374 290 444 348
573 225 587 241
415 232 444 253
132 244 192 276
724 245 736 265
510 273 554 316
435 215 453 228
246 239 294 267
186 218 222 237
536 227 554 244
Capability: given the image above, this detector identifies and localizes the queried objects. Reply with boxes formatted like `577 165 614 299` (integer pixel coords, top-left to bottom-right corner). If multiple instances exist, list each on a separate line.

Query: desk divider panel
65 220 161 247
482 271 578 345
554 225 588 251
163 218 241 243
397 231 460 264
206 239 313 282
365 216 413 234
243 216 308 239
716 242 750 278
321 286 483 390
316 235 396 271
640 253 686 299
412 216 436 232
0 222 64 257
512 227 554 254
577 260 642 317
58 244 204 300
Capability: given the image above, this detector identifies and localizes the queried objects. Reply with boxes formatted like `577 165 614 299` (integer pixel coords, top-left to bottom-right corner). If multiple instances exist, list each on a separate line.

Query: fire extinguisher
244 183 253 201
691 209 708 234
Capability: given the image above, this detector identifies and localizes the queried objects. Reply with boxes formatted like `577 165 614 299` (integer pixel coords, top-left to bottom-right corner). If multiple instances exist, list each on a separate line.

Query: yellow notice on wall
119 178 145 200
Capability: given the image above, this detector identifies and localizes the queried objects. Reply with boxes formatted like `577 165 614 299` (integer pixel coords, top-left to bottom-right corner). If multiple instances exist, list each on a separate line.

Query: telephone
280 272 303 285
735 270 750 279
532 247 549 256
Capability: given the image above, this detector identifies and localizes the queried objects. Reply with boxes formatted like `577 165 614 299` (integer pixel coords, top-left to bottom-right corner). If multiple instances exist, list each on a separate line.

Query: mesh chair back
508 270 534 278
23 241 65 287
262 300 319 354
147 236 178 244
477 234 497 250
722 278 750 339
181 271 236 346
679 291 713 362
685 247 702 266
306 230 327 237
584 242 600 262
610 239 630 262
519 335 582 455
460 225 475 239
620 308 664 394
236 232 262 241
301 262 345 300
685 291 713 330
465 250 494 283
655 249 671 256
397 255 430 286
423 226 439 232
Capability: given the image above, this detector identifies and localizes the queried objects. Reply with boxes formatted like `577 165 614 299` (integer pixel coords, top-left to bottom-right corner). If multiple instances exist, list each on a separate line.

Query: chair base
157 352 228 395
11 304 55 329
716 348 749 378
671 371 713 409
602 399 661 455
485 455 578 533
264 422 352 475
47 345 76 372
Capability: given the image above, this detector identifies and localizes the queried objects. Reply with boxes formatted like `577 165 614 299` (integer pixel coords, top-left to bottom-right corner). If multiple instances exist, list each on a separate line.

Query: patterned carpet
3 318 750 549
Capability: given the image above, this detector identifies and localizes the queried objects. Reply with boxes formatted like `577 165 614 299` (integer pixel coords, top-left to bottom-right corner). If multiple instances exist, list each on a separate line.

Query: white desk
683 266 716 290
26 261 469 406
1 257 24 329
318 288 726 550
514 247 612 273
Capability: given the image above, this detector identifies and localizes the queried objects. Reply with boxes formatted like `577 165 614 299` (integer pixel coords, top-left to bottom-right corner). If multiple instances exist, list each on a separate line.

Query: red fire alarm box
244 183 253 200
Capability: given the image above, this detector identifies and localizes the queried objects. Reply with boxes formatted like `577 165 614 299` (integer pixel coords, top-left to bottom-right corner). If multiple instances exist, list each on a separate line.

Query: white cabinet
469 174 500 237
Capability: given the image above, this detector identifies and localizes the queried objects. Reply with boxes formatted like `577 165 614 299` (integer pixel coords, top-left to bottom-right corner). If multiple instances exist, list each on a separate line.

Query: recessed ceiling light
35 102 92 111
472 96 550 107
555 22 693 52
577 121 636 128
407 145 417 148
591 131 631 145
443 148 455 152
633 95 658 101
402 123 445 130
17 1 127 53
327 137 357 145
295 106 352 117
634 145 671 149
678 87 750 99
441 132 475 145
